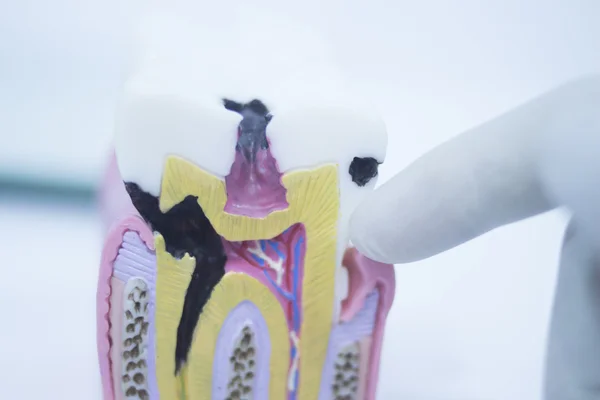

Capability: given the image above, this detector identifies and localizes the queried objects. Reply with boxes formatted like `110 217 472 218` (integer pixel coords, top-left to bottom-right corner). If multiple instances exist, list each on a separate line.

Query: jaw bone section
107 81 394 400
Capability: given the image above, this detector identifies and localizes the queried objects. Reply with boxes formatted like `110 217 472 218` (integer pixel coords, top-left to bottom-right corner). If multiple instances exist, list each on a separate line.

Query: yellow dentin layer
155 156 340 400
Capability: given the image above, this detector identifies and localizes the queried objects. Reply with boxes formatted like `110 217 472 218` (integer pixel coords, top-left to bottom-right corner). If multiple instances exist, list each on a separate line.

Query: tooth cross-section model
97 82 396 400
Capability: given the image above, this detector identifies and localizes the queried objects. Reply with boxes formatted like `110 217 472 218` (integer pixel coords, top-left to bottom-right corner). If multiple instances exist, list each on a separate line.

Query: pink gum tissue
341 247 396 400
341 248 395 323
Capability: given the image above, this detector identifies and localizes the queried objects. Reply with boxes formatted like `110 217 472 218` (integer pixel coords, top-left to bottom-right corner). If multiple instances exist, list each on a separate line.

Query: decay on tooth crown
223 98 289 217
349 157 381 187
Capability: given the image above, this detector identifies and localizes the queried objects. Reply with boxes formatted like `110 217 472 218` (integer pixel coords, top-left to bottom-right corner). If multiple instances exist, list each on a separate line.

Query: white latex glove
350 75 600 400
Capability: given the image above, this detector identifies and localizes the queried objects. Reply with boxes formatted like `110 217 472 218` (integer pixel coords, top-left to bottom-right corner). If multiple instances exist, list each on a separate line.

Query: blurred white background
0 0 599 398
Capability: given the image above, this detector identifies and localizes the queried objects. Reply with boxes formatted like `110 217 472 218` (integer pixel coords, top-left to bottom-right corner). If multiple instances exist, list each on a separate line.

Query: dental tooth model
97 8 396 400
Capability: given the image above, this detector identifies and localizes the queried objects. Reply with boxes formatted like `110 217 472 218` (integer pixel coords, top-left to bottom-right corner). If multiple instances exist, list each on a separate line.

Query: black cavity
224 99 272 156
223 98 272 121
348 157 381 187
124 182 227 374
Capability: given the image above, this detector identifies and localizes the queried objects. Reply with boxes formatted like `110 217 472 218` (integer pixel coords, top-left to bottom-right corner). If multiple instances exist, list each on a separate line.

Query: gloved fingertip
349 196 395 264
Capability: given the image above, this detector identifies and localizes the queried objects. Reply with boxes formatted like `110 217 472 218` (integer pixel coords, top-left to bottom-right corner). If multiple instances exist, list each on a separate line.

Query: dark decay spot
124 182 227 375
223 98 273 123
349 157 381 187
223 98 273 163
222 98 244 113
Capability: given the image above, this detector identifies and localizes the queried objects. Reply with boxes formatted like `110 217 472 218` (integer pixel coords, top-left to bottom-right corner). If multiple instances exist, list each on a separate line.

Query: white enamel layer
116 5 348 196
115 74 240 196
114 7 387 319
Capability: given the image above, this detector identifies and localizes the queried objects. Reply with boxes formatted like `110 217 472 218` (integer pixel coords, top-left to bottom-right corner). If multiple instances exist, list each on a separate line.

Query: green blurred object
0 171 96 205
